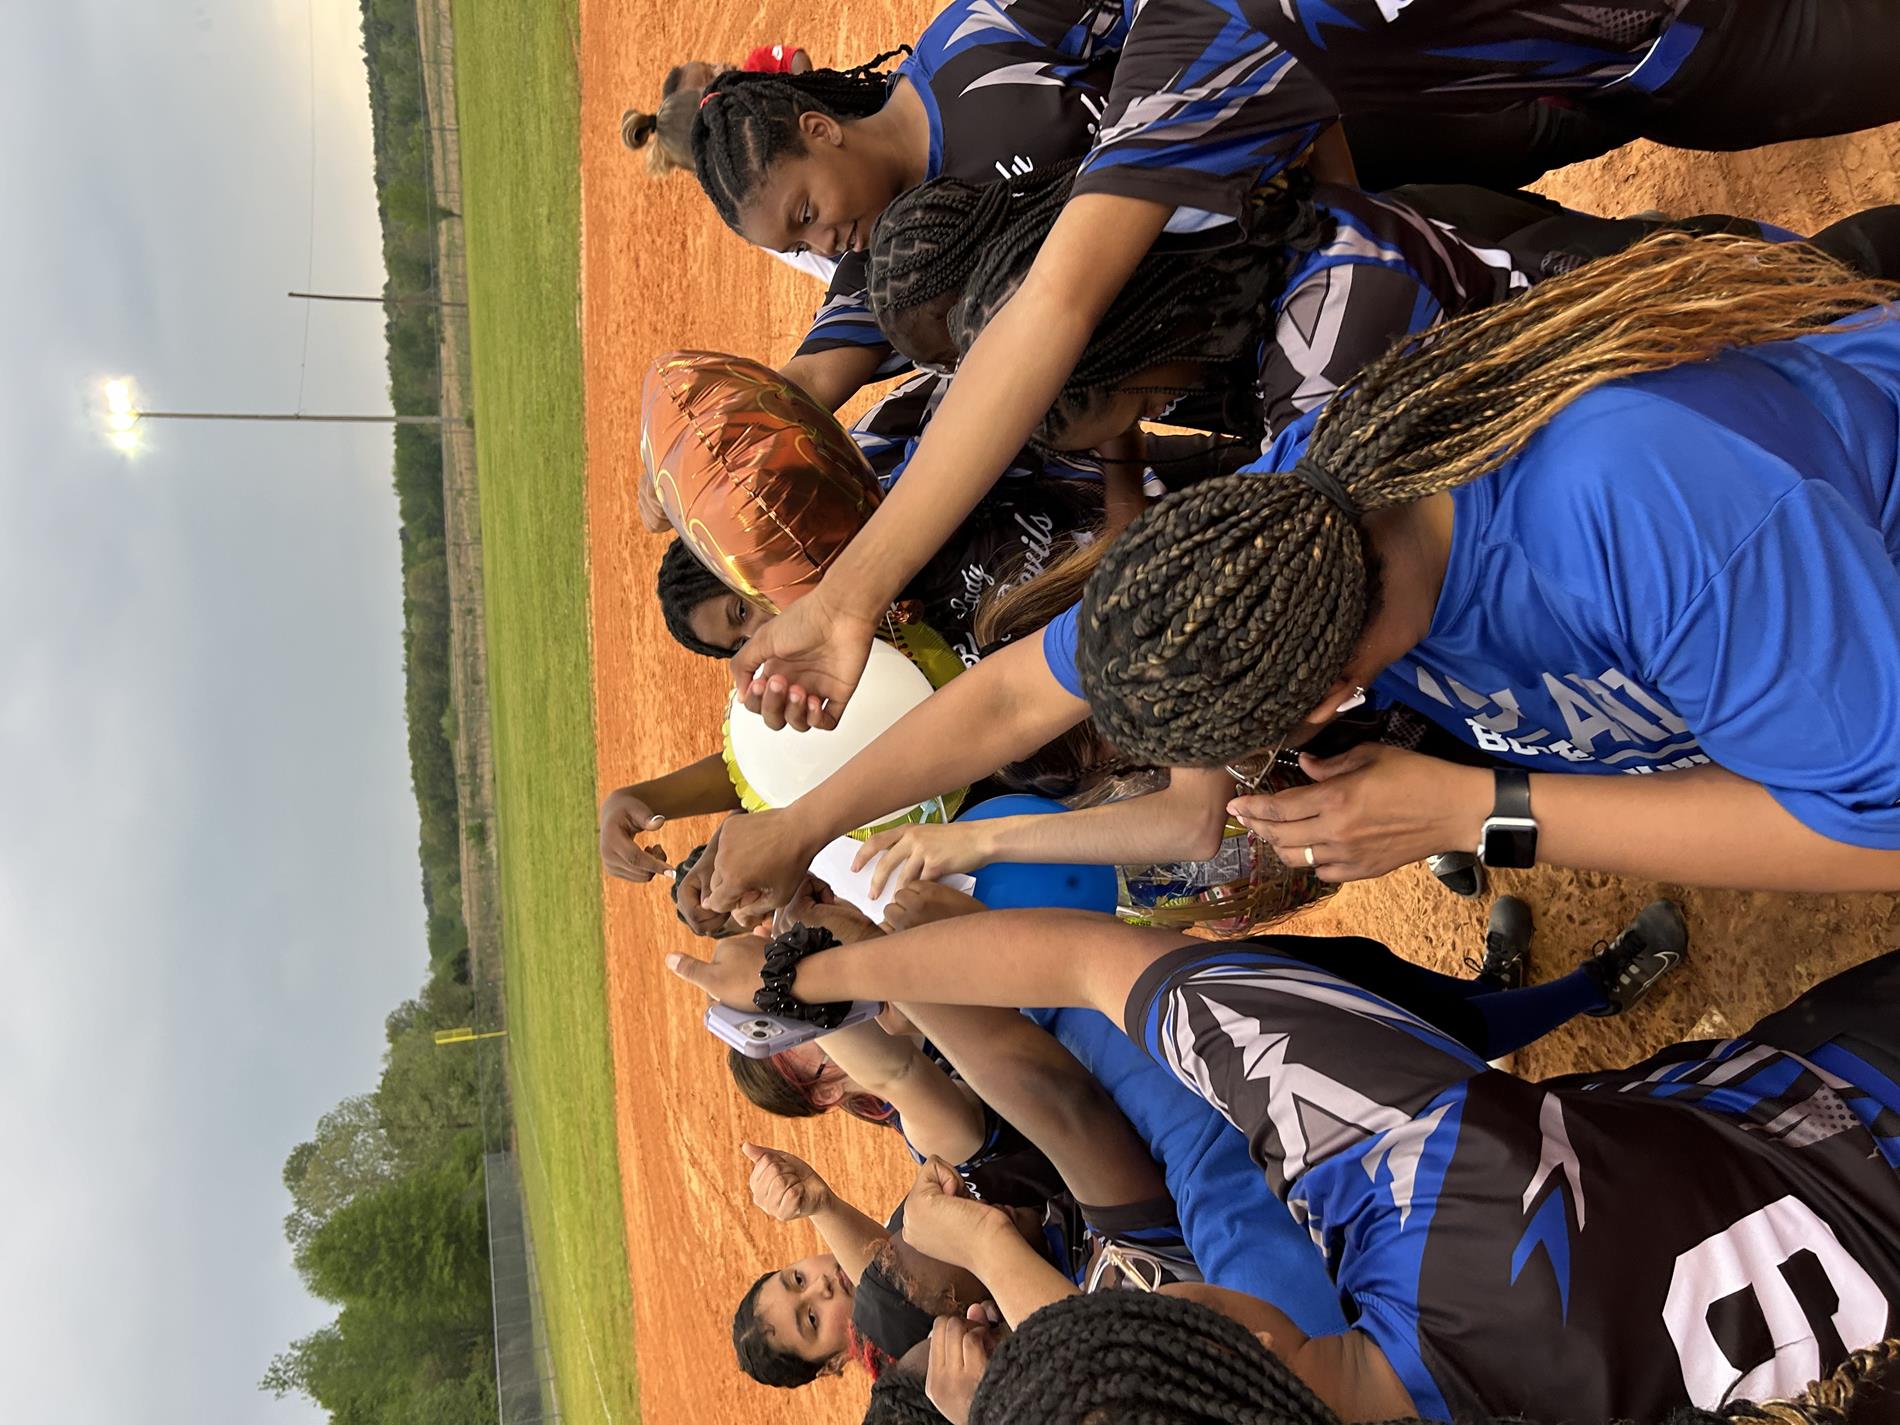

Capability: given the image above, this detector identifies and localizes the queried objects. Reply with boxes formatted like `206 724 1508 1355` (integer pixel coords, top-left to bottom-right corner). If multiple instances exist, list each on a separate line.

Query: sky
0 3 428 1421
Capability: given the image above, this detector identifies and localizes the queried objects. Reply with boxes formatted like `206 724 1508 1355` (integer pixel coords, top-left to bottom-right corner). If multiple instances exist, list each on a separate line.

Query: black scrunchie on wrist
754 923 852 1029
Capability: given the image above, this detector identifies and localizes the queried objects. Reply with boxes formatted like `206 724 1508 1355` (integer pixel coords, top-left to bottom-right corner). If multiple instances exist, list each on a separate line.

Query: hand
898 1157 1009 1272
926 1307 1003 1425
853 822 995 899
742 1141 834 1222
731 586 880 732
665 931 768 1009
1225 744 1491 883
675 822 737 937
786 878 886 945
598 787 671 883
636 468 672 533
876 1003 920 1038
882 882 987 935
706 807 825 914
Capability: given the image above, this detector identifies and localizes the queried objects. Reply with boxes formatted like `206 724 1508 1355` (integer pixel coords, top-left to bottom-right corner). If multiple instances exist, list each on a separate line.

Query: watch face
1482 819 1538 869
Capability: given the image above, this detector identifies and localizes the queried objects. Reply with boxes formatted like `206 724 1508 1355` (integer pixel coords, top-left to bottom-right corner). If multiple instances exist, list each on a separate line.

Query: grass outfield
451 3 641 1423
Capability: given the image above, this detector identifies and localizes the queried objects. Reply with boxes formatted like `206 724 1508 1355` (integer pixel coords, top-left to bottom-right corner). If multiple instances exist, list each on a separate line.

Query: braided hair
971 1293 1900 1425
970 1290 1347 1425
867 162 1081 368
864 1368 949 1425
656 538 735 658
948 170 1331 449
1077 233 1900 765
691 52 907 233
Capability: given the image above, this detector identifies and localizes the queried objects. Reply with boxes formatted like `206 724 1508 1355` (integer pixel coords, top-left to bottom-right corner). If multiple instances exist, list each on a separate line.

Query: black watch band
1478 768 1538 869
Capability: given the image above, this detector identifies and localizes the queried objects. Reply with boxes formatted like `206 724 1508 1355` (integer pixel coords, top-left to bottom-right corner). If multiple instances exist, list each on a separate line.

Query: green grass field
450 2 641 1421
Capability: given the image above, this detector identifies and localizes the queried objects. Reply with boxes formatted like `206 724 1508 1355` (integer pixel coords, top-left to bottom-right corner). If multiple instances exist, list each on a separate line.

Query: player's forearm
966 1215 1080 1327
1526 765 1900 891
814 1017 917 1091
780 347 881 413
808 1195 893 1281
789 909 1168 1020
976 769 1231 868
816 194 1172 622
825 1020 988 1165
619 753 743 818
903 1002 1169 1208
795 639 1091 846
1095 427 1150 535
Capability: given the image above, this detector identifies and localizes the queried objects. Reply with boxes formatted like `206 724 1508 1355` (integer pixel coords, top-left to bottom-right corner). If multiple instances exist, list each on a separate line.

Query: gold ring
1303 845 1316 868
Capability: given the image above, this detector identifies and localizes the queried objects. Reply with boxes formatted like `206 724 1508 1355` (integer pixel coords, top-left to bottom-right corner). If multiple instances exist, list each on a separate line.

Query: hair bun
621 109 657 149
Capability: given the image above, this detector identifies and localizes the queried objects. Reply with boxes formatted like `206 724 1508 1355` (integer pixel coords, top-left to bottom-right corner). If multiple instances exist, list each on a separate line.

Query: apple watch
1478 768 1538 869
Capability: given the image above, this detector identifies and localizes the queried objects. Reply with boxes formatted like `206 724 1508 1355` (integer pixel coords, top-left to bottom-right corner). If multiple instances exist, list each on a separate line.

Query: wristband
754 923 852 1029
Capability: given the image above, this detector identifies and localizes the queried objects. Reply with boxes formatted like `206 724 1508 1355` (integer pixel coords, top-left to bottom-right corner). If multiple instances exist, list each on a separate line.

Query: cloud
0 3 450 1421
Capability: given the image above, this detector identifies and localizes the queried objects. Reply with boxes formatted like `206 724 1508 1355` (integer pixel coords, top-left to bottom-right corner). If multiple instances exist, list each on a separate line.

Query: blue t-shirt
1029 1005 1346 1334
1051 313 1900 847
1373 315 1900 848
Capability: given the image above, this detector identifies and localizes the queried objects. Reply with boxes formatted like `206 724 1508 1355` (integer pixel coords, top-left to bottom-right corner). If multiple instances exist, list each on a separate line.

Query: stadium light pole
100 376 458 455
289 288 466 309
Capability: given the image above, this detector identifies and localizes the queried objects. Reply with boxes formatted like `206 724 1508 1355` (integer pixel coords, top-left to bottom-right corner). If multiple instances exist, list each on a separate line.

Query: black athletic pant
1809 207 1900 284
1397 186 1900 285
1595 0 1900 151
1343 103 1633 196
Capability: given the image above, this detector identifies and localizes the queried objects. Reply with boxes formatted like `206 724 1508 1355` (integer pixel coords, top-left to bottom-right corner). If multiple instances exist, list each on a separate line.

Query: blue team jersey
1259 185 1528 435
1071 0 1330 216
1028 1005 1346 1333
1363 314 1900 848
1240 0 1680 106
1125 942 1900 1423
1051 312 1900 848
801 0 1330 364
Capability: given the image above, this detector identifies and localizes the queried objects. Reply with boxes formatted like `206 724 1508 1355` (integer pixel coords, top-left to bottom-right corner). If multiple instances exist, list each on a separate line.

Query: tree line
366 0 470 981
262 975 507 1423
262 4 503 1420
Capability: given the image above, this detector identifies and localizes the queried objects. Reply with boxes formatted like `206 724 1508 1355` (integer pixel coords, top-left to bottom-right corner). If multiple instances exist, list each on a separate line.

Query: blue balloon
960 794 1118 914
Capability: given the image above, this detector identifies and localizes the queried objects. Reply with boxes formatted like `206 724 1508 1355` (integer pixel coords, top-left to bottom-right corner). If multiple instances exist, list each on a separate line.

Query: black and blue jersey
1071 0 1331 219
1255 184 1530 437
1125 942 1900 1423
1256 0 1677 105
799 0 1333 363
796 0 1121 367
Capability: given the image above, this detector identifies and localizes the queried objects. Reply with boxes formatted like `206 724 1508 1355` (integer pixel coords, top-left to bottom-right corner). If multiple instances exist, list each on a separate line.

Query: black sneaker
1427 851 1487 899
1583 900 1688 1016
1467 895 1532 990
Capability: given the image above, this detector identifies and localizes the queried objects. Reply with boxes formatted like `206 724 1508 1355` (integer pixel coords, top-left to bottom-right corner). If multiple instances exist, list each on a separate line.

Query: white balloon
725 639 947 828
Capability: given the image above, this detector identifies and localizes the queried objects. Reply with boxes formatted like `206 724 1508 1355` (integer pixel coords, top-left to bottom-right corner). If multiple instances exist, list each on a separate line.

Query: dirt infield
573 5 1900 1415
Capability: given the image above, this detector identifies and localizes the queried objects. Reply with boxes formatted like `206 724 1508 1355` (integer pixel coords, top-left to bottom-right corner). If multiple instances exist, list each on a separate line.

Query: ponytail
623 89 700 175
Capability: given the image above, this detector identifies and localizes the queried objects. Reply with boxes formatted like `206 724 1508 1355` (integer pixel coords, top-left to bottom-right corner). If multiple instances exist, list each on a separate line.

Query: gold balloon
641 350 885 612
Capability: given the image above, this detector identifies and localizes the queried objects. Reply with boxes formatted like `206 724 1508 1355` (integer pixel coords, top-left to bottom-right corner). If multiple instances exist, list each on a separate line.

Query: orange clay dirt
575 3 1900 1415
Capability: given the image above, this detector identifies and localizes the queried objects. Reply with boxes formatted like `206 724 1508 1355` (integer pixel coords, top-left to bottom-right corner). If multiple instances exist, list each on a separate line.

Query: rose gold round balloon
641 350 884 612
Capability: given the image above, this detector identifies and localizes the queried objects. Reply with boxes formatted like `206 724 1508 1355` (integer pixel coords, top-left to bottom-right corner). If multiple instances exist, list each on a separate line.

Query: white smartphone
703 999 884 1058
